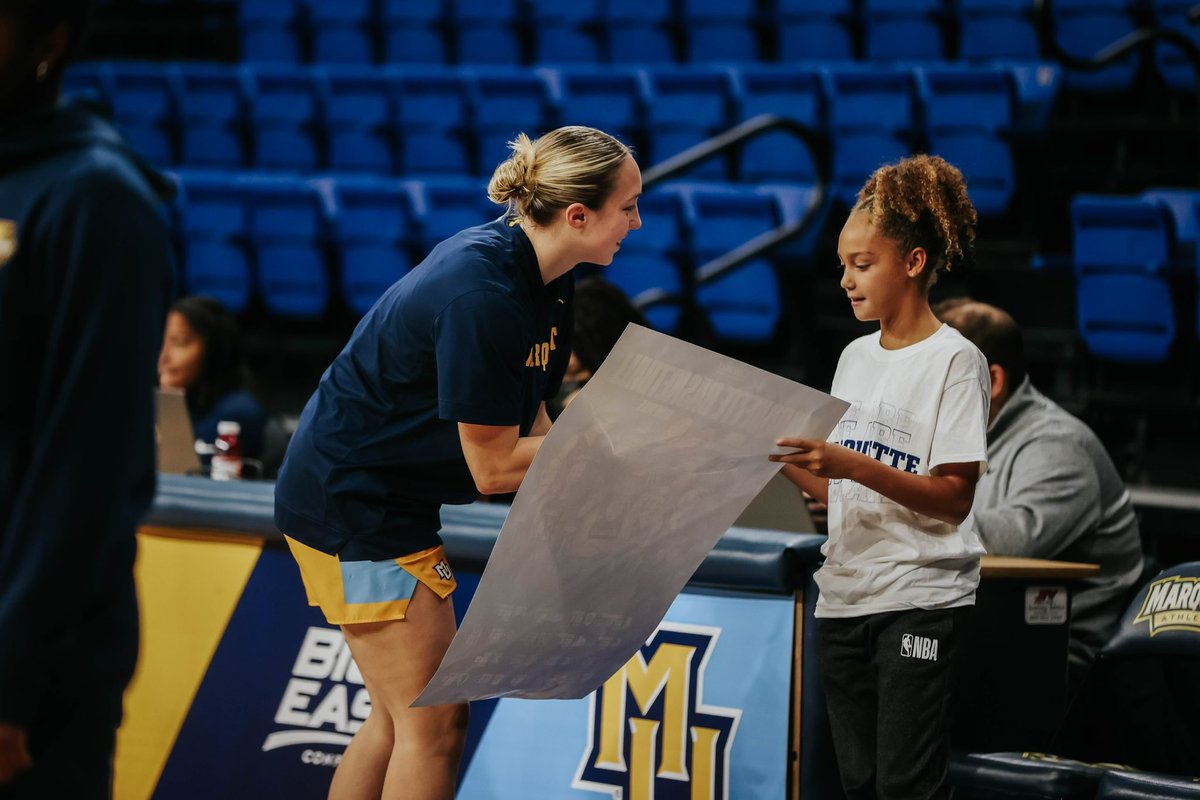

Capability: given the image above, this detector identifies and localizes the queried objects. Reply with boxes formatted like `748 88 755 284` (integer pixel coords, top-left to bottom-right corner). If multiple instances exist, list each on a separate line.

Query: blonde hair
487 126 632 225
854 154 977 283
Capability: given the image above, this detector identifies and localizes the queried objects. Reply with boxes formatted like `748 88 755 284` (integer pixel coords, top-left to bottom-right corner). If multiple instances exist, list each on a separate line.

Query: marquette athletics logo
526 326 559 371
574 623 740 800
263 627 371 767
1134 575 1200 635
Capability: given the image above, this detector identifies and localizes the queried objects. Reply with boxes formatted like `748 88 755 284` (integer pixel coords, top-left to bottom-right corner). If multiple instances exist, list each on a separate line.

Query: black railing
635 113 832 342
1035 0 1200 164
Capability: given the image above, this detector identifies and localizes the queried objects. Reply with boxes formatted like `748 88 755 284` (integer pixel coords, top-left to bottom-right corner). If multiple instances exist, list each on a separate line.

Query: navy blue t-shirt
275 216 572 560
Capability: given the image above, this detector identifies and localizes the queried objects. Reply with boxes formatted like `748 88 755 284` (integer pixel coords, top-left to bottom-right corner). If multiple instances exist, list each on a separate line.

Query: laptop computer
734 471 818 533
156 388 202 475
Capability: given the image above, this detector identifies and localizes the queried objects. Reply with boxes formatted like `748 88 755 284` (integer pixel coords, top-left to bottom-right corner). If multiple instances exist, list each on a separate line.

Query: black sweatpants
817 606 973 800
0 584 137 800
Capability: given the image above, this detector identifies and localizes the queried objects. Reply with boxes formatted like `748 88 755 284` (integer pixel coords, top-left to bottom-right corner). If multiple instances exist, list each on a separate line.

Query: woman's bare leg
333 584 468 800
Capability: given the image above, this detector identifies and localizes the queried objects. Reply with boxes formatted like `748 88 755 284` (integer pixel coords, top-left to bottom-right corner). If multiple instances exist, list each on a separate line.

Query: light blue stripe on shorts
340 559 420 605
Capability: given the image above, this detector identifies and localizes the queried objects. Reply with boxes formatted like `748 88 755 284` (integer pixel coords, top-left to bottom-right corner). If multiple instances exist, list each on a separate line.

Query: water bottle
211 420 243 481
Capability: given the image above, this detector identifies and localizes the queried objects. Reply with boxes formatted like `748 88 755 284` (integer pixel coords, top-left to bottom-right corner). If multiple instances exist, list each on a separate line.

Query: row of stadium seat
168 170 818 344
70 60 1060 213
1071 188 1200 364
224 0 1198 92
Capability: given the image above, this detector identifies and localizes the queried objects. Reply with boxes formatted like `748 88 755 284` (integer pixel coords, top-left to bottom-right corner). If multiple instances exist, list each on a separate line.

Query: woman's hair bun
487 133 537 205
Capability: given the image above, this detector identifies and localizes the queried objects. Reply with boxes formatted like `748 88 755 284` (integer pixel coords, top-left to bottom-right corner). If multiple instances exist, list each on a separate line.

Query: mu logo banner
573 623 740 800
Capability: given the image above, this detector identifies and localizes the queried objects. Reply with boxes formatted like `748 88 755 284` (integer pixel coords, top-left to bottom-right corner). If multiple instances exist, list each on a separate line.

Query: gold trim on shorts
284 536 457 626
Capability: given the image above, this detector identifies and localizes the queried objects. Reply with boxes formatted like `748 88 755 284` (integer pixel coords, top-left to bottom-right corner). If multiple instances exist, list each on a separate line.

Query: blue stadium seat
606 253 685 335
759 182 828 259
827 67 917 206
1096 771 1200 799
405 176 498 257
681 0 760 63
245 65 320 171
643 67 734 180
325 176 414 316
318 66 396 173
959 0 1040 61
1077 274 1176 364
1005 62 1064 132
1072 195 1178 362
863 0 946 61
1151 0 1200 90
172 170 253 312
451 0 522 65
63 62 111 106
529 0 603 64
918 65 1014 132
1140 189 1200 338
776 0 855 62
238 0 304 64
668 182 786 344
240 175 330 320
600 0 676 64
931 134 1015 217
1052 0 1140 91
1072 195 1176 275
469 69 556 174
108 62 175 166
308 0 376 64
626 188 686 256
1145 187 1200 233
734 65 827 185
379 0 447 64
391 69 472 175
606 191 686 333
549 66 645 148
175 63 246 168
917 66 1016 215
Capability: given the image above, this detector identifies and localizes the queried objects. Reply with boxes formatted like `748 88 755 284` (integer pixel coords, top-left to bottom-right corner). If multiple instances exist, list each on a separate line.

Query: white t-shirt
815 324 991 618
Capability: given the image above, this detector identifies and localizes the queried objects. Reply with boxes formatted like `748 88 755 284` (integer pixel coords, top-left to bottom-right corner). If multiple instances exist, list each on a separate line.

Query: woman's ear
565 202 588 230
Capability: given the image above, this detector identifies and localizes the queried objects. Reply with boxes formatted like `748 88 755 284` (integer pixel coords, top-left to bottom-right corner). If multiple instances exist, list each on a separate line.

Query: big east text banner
417 325 848 706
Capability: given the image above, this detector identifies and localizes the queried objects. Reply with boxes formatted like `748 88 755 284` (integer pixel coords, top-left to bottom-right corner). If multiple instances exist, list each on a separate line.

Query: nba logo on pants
901 634 939 661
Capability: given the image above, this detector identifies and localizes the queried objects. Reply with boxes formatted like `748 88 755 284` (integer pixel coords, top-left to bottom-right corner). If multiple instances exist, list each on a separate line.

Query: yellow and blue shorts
284 536 457 626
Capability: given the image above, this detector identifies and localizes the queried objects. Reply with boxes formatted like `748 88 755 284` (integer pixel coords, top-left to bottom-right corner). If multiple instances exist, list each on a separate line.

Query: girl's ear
905 246 929 278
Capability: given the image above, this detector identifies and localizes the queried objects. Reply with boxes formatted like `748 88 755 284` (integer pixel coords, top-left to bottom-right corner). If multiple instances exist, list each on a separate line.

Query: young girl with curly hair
772 154 991 799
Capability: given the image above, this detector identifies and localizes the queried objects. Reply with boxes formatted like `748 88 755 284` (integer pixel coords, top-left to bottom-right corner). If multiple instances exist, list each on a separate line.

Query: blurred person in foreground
936 298 1143 685
0 1 175 795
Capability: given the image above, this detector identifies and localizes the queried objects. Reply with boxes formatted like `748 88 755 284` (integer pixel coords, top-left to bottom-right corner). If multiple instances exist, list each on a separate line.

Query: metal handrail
1034 0 1200 162
634 113 832 334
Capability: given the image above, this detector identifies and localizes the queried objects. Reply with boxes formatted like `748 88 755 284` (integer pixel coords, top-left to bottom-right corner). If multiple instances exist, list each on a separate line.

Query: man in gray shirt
937 300 1144 681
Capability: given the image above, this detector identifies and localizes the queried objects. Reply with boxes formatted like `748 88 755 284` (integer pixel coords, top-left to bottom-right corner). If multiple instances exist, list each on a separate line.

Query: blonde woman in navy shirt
275 126 642 799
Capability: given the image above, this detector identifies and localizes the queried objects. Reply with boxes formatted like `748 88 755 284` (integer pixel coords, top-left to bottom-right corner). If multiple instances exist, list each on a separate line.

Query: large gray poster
415 325 847 707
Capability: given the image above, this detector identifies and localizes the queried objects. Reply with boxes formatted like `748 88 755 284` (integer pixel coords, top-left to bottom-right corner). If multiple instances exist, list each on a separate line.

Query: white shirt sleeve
929 349 990 474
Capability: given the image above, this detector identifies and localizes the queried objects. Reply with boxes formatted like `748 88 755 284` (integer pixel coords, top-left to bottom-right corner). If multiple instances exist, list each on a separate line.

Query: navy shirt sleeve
434 289 529 426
